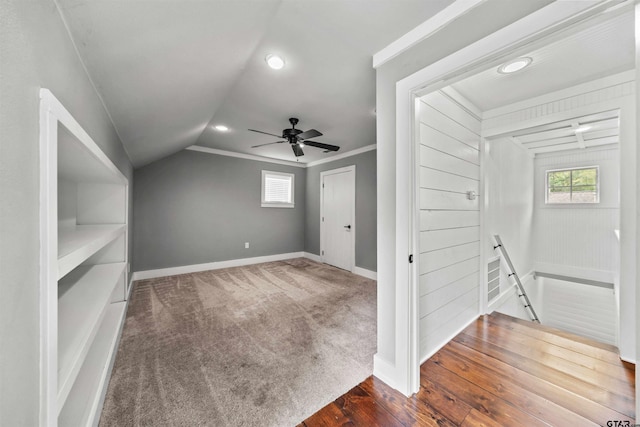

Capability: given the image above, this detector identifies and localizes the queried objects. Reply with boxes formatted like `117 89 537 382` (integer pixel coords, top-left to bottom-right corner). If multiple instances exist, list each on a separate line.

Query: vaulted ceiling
57 0 455 167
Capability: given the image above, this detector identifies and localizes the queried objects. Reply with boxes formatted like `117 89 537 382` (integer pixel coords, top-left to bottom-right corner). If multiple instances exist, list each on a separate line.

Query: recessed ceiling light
497 57 532 74
574 125 592 133
214 125 229 132
265 54 285 70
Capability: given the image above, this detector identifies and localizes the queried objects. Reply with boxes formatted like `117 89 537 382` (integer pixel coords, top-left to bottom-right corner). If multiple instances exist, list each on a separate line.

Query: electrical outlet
245 242 249 249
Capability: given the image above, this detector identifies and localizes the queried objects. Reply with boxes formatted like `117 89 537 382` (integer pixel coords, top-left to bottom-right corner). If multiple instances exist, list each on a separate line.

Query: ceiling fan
249 118 340 158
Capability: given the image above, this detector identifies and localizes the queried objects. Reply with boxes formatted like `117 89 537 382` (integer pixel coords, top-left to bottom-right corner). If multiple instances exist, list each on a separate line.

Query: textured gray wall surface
0 0 133 423
133 150 305 271
305 150 377 271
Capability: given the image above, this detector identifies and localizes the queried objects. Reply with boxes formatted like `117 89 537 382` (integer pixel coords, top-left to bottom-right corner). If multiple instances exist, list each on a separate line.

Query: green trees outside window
546 167 598 203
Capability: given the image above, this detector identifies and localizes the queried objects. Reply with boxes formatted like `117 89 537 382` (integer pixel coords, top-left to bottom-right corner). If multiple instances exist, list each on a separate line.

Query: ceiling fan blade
248 129 283 138
291 144 304 157
303 140 340 152
251 141 285 148
296 129 322 140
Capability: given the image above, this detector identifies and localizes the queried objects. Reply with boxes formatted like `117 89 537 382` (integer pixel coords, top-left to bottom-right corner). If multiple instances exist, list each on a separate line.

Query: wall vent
488 256 501 301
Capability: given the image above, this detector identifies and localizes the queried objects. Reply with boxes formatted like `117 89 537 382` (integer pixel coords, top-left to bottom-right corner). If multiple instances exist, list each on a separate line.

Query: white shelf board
57 263 125 410
58 301 126 427
58 225 125 279
57 124 126 185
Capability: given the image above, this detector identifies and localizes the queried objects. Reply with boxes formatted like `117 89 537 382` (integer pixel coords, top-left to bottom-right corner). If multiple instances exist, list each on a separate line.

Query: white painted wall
532 147 620 280
537 277 617 345
483 73 635 361
485 137 535 301
417 91 481 363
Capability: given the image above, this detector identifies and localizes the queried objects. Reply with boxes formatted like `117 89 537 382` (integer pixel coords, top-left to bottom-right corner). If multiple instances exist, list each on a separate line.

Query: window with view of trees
546 166 599 204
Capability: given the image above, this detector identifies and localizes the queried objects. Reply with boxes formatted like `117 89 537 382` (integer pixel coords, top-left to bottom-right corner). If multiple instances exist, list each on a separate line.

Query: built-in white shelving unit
39 88 130 427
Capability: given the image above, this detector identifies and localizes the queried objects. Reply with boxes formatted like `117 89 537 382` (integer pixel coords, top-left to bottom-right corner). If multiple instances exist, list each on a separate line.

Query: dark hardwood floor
299 312 635 426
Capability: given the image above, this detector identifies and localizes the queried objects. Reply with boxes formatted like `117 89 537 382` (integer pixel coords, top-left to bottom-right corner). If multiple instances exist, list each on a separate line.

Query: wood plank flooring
300 312 635 426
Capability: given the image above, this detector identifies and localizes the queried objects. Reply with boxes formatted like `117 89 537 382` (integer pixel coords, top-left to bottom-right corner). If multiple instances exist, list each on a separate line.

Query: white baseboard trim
620 355 637 365
373 353 397 388
302 252 322 263
488 283 518 313
488 270 534 313
419 315 479 365
353 266 377 280
132 252 305 281
302 252 377 280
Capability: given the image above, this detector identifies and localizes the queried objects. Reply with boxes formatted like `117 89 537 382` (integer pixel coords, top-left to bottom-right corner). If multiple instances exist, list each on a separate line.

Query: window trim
545 165 600 205
261 170 295 208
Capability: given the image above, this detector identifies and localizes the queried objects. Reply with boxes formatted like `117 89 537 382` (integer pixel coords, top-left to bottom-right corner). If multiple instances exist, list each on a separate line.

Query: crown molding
305 144 377 167
186 145 306 168
187 144 377 168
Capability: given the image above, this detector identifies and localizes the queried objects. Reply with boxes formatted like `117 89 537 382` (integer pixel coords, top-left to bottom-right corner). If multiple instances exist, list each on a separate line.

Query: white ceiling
506 109 619 156
450 10 635 112
58 0 455 167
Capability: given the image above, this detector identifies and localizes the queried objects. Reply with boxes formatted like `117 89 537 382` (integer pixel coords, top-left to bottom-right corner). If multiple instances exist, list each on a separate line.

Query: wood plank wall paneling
301 313 635 427
542 278 617 345
418 91 481 362
482 80 634 131
534 148 620 273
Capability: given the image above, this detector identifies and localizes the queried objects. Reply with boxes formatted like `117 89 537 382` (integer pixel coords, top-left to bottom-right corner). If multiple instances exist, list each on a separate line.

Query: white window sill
261 203 295 208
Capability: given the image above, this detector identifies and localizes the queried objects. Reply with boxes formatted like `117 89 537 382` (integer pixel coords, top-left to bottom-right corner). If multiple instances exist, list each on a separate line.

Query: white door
321 166 355 271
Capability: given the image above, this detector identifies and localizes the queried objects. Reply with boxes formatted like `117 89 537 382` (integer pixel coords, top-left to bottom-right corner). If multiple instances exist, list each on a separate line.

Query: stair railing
493 235 540 323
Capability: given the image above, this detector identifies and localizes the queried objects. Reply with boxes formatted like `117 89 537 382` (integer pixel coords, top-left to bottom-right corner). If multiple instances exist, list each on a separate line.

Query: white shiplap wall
418 91 481 362
480 74 628 347
539 277 617 345
533 147 620 280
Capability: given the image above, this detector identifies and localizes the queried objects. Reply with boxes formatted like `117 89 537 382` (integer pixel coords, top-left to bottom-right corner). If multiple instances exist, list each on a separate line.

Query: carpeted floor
99 258 376 426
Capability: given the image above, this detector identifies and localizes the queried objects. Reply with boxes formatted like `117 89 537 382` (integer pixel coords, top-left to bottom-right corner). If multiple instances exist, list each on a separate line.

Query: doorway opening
395 1 637 397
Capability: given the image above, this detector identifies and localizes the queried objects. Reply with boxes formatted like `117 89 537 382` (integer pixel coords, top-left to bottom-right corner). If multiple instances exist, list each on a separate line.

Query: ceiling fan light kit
249 117 340 158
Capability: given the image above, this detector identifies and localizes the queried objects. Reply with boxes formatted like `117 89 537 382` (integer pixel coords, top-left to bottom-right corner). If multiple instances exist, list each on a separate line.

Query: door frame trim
389 0 631 397
320 165 356 272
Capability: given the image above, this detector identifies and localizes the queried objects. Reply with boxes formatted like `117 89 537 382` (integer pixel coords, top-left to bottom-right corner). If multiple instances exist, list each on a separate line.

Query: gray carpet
99 258 376 426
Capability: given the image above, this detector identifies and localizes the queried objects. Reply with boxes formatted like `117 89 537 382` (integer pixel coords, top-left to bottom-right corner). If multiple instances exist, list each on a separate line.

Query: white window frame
545 165 600 205
261 170 295 208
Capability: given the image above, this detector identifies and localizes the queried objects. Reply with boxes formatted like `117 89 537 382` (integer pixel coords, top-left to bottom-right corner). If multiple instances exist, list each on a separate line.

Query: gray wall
305 150 377 271
0 0 133 423
133 150 305 271
374 0 553 364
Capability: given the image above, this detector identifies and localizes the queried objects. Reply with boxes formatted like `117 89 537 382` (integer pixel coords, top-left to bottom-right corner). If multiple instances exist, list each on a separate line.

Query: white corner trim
187 144 376 169
372 0 486 68
354 267 377 280
373 354 398 388
186 145 306 168
131 252 305 281
51 0 133 164
303 252 322 263
306 144 377 168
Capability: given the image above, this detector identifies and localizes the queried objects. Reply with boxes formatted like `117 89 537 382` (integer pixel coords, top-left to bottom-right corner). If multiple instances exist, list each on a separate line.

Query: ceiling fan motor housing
283 127 302 142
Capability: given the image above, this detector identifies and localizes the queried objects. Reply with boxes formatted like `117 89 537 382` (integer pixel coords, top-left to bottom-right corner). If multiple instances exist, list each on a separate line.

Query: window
546 166 599 204
261 170 294 208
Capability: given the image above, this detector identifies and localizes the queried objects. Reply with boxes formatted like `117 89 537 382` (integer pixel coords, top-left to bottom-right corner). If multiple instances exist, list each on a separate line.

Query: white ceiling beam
572 123 587 149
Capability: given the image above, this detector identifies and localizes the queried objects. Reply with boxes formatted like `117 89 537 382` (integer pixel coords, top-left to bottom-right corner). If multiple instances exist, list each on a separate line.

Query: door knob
344 225 351 230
